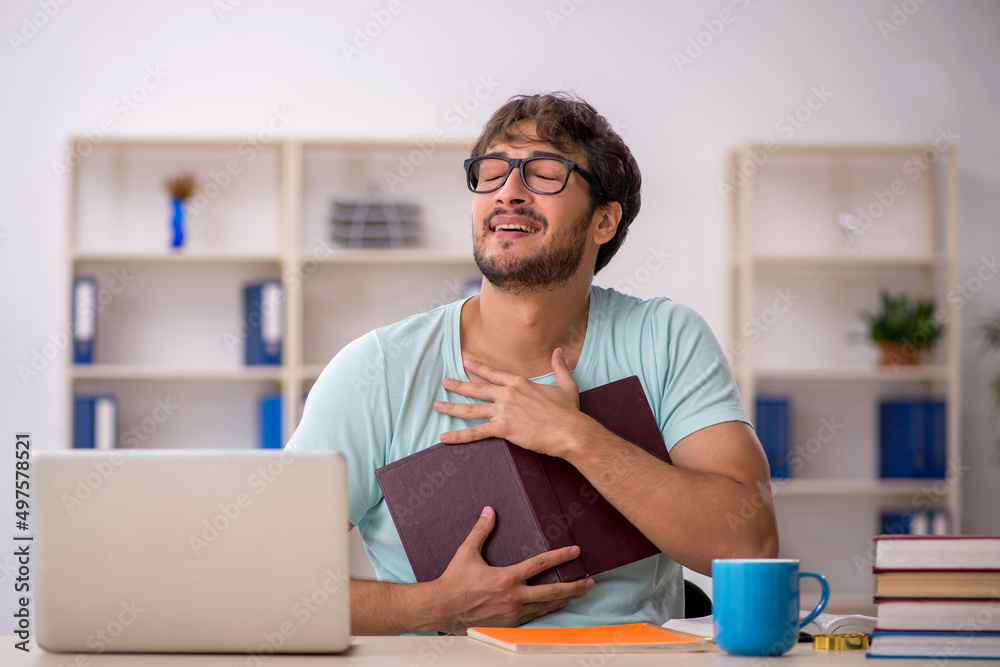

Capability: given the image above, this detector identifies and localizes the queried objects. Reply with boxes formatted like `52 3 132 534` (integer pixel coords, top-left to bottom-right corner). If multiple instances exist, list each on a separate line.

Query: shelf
754 366 948 382
309 247 476 265
71 365 283 381
771 478 943 497
746 255 947 270
742 143 933 156
73 251 283 264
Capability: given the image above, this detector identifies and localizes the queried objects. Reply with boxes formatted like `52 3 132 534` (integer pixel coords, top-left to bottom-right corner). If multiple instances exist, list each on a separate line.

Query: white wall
2 0 999 624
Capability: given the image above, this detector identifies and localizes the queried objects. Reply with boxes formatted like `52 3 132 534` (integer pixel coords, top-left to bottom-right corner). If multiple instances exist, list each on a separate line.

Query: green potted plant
859 290 944 366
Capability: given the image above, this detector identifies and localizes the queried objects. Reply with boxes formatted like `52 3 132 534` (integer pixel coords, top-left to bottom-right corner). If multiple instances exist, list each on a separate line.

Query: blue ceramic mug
712 558 829 656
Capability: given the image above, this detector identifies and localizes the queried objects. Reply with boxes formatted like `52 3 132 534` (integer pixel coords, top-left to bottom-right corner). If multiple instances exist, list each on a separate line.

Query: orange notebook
467 623 713 653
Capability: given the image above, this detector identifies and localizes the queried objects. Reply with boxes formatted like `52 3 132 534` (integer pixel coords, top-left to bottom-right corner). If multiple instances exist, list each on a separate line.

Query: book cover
467 623 711 653
873 535 1000 571
376 376 670 585
244 280 283 365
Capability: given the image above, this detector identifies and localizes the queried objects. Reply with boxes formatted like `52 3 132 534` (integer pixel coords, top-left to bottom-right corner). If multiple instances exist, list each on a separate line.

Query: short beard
473 205 595 296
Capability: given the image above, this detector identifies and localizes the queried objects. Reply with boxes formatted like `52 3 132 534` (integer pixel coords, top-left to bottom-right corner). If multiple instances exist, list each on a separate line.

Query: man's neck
460 278 592 381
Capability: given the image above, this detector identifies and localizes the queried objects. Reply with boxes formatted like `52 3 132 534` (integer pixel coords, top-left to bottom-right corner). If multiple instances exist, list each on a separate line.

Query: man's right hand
427 506 594 635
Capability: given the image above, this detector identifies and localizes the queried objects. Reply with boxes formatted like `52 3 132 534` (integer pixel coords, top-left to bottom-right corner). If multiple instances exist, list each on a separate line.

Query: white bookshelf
65 137 480 450
729 144 961 609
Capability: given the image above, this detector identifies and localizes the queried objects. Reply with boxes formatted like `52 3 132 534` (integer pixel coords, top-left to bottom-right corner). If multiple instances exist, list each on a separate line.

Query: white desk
6 637 990 666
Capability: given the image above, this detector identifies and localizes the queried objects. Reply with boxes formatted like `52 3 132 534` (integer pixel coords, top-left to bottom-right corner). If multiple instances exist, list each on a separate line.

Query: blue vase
170 197 185 249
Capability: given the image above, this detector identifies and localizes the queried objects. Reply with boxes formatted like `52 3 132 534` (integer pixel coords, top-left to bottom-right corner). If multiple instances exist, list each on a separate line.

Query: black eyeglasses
464 156 605 197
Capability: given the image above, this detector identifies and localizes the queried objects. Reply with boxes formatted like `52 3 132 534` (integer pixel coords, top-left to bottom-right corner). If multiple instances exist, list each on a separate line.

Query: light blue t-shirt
286 285 749 628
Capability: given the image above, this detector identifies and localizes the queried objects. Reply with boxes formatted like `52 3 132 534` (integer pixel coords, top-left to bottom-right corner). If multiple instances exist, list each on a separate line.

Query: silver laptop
35 449 350 653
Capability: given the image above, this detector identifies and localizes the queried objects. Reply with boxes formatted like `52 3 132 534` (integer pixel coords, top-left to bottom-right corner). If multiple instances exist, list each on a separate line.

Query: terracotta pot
878 341 920 366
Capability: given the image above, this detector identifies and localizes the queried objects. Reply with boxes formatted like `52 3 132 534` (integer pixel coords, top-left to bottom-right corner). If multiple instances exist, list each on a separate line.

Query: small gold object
813 633 869 650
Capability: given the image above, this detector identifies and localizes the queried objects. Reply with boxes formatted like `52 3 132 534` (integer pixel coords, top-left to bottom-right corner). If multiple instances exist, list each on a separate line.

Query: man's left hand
433 348 594 458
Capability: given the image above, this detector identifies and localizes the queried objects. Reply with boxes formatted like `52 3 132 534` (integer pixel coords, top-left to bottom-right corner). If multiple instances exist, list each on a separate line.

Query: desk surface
7 637 991 666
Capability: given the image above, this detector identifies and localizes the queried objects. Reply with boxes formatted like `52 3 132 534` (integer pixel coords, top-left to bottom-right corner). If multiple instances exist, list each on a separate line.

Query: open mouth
488 214 542 235
491 222 539 234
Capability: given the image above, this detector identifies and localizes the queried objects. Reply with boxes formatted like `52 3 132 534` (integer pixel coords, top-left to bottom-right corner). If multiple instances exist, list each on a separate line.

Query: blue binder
72 276 97 364
879 398 946 478
73 395 118 449
260 394 282 449
244 280 283 365
755 396 791 479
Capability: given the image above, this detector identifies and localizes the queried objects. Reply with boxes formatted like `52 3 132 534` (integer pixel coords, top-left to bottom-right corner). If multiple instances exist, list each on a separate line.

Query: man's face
471 124 601 295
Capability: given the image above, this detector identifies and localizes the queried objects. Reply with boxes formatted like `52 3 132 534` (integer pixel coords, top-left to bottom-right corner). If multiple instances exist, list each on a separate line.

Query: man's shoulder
369 297 464 346
592 286 703 327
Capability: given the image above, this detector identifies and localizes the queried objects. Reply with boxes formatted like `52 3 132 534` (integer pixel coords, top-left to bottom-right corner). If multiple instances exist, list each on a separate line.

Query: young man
286 93 778 635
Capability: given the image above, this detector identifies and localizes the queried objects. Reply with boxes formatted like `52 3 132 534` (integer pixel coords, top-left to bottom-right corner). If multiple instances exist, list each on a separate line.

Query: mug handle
797 571 830 630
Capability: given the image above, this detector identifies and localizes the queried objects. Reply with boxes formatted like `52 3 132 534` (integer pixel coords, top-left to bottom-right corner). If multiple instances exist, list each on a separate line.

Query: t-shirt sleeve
653 302 750 451
285 332 392 526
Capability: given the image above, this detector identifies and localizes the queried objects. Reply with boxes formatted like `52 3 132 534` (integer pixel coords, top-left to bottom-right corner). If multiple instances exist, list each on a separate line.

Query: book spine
881 400 918 478
928 399 946 478
755 397 790 479
93 395 117 450
260 394 282 449
503 443 588 582
72 276 97 364
244 281 283 365
73 396 95 448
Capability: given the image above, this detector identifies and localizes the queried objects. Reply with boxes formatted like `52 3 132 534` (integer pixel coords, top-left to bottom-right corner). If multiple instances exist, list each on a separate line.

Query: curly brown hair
470 92 642 274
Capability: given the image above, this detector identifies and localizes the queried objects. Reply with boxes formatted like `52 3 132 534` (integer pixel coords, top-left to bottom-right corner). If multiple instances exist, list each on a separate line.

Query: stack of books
869 535 1000 659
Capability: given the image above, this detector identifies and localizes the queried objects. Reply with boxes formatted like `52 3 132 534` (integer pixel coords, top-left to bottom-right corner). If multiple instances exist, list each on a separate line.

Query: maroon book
375 375 671 585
